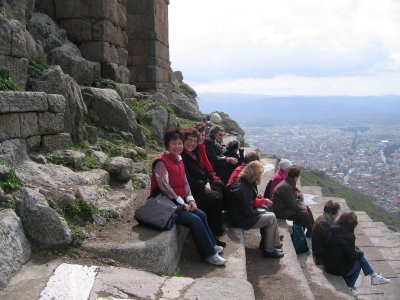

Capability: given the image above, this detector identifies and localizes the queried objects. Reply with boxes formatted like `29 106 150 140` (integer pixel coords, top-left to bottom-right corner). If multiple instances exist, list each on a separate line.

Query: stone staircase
2 155 400 299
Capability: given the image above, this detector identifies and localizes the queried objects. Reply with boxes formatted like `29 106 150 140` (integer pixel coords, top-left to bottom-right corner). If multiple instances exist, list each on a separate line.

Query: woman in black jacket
181 129 225 246
230 161 283 258
324 212 390 297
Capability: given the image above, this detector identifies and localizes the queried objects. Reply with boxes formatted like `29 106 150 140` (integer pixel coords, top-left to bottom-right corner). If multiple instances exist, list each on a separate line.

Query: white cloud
189 73 400 96
169 0 400 95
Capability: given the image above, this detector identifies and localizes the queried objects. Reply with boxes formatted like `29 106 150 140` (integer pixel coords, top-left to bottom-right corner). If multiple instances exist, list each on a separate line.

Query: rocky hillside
0 0 245 290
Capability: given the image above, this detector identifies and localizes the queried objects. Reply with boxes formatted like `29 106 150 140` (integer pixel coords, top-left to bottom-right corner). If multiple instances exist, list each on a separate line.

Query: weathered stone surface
38 112 65 134
24 28 44 61
19 112 39 138
75 182 134 217
60 150 85 169
92 150 107 164
104 156 133 181
47 94 66 113
79 41 111 63
25 135 41 151
0 164 10 180
41 133 72 151
0 0 35 24
117 47 128 66
29 152 47 164
9 19 28 58
173 70 183 83
116 83 136 98
0 209 31 290
149 107 169 141
48 42 101 85
110 44 119 64
84 125 98 145
0 92 48 114
0 17 11 55
14 188 72 247
0 139 29 165
135 173 150 188
163 92 203 121
33 66 87 143
93 20 125 47
58 19 92 42
0 113 20 141
101 63 130 83
34 0 55 18
81 87 145 146
218 111 246 136
16 161 107 191
0 55 28 89
28 13 67 52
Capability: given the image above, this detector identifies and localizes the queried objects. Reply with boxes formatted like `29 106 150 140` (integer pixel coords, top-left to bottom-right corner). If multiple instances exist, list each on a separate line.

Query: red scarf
197 143 220 181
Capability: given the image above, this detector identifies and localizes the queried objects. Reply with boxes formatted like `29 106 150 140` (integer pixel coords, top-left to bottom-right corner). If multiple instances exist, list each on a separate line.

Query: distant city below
198 93 400 216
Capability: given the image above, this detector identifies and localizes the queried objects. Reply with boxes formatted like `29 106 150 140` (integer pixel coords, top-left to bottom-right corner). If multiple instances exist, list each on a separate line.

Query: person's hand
257 193 263 198
227 157 238 165
183 204 191 211
188 201 197 211
205 182 212 190
265 199 273 207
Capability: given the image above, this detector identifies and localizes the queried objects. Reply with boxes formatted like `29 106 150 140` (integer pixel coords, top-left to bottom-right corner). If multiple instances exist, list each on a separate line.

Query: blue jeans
176 209 216 259
344 255 374 288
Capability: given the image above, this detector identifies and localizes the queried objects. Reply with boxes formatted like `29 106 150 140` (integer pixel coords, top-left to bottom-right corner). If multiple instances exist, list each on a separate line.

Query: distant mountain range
197 93 400 126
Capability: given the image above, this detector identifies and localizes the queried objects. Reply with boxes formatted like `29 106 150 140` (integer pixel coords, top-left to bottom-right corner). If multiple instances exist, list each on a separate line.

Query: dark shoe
215 239 226 248
263 248 284 258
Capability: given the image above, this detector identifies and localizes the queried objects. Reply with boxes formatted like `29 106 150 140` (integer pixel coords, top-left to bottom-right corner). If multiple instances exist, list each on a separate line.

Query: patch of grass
0 6 8 19
0 198 17 209
0 68 21 91
165 271 184 277
177 118 196 129
69 224 86 241
0 165 22 193
44 152 71 168
27 60 47 90
51 246 78 256
98 138 126 157
50 198 98 223
301 169 400 231
131 99 152 125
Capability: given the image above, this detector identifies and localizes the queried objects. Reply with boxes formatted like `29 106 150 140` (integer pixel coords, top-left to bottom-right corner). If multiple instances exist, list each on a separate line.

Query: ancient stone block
110 44 119 64
0 113 21 141
116 1 127 29
35 0 55 18
93 20 125 47
79 41 111 63
0 18 12 55
117 47 128 66
84 125 98 145
101 63 130 83
7 92 48 113
10 20 28 58
55 0 104 19
38 112 65 134
47 94 66 113
19 112 39 138
26 135 41 151
41 133 71 151
59 19 92 42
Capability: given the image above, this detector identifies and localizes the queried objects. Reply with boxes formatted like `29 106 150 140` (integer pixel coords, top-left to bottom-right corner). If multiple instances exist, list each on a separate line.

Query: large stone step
0 261 255 300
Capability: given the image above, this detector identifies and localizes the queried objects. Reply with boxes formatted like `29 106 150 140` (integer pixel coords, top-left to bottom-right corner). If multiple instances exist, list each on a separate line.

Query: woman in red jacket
150 129 227 266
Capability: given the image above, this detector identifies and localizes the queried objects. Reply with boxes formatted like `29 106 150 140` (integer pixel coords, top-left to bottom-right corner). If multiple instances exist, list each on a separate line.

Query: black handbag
134 193 179 230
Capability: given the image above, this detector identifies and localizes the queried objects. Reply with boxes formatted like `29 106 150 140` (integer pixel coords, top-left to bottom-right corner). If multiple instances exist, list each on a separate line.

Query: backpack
291 224 309 254
263 179 273 198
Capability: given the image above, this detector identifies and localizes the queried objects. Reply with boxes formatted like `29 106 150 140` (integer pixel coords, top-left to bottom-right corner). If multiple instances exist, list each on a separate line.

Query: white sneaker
371 273 391 285
347 287 358 298
214 245 224 254
205 253 227 266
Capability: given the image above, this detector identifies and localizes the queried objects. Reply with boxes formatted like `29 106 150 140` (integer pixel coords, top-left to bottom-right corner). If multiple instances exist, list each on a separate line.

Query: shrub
0 165 22 193
27 60 47 90
92 78 123 99
0 69 21 91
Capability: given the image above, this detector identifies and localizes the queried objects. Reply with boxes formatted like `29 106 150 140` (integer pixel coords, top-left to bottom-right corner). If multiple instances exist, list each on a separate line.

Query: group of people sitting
148 122 391 296
150 123 288 266
312 200 391 297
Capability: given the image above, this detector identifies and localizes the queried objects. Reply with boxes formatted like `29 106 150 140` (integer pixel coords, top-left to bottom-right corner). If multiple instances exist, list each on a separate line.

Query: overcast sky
169 0 400 96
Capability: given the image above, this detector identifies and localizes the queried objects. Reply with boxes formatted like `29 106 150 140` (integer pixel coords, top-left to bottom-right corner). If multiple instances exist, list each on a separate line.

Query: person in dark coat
230 161 283 258
222 139 244 184
311 200 340 265
324 212 390 297
204 125 238 184
181 129 226 246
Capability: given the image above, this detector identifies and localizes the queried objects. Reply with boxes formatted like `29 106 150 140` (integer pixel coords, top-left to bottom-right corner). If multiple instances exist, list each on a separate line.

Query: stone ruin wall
0 91 71 152
35 0 171 90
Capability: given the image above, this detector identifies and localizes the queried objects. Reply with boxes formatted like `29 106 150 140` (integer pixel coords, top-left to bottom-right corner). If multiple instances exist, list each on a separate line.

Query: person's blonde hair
239 160 264 184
